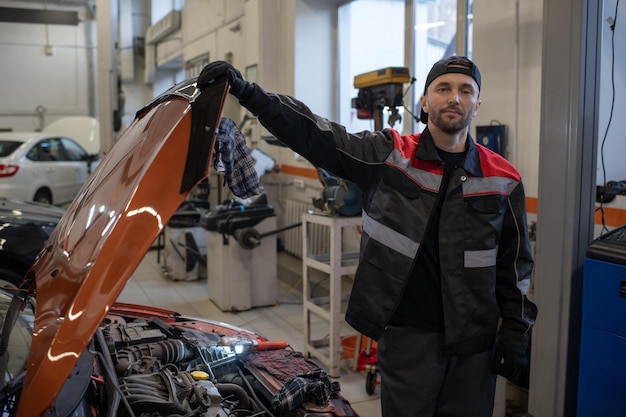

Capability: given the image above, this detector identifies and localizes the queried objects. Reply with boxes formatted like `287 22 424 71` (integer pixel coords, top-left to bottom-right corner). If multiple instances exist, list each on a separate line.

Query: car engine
40 312 358 417
101 315 245 417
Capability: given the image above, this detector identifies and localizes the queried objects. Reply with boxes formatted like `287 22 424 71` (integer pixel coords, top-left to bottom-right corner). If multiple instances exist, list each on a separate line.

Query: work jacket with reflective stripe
241 85 537 356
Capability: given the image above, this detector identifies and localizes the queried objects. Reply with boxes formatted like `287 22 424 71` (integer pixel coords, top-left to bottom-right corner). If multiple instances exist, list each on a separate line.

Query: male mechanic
198 56 537 417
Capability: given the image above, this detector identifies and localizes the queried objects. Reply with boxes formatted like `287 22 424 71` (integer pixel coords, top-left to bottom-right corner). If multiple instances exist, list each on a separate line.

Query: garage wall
472 0 543 199
597 0 626 187
0 1 95 132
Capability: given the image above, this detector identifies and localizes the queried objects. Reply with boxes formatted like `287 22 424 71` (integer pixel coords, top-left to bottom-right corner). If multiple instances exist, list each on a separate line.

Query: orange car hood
18 78 228 417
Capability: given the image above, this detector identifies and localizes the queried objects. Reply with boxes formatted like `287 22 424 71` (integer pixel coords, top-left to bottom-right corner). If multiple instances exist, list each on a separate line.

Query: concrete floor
119 248 382 417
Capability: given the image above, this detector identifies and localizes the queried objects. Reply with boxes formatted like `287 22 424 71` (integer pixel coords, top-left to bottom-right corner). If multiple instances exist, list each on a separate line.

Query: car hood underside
17 78 228 416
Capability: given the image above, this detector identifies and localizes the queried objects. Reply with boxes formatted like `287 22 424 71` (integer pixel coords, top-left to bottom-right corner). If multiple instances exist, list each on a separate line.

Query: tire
365 370 377 395
33 189 52 205
0 267 25 288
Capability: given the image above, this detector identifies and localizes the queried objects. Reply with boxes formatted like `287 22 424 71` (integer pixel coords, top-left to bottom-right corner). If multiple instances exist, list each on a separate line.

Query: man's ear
420 95 428 113
473 99 482 117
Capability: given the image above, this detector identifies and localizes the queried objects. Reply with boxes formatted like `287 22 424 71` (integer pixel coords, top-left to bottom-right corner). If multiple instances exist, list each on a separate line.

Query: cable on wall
597 0 620 236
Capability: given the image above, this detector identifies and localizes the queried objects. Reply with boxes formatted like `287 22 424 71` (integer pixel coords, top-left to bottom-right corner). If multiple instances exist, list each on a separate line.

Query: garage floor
120 248 382 417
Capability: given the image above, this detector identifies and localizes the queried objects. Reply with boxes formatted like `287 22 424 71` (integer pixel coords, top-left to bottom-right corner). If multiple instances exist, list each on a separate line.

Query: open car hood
18 78 228 416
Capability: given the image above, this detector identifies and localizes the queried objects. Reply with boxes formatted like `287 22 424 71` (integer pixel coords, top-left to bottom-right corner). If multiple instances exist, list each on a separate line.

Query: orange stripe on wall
280 165 319 179
281 168 626 227
527 196 626 227
594 206 626 227
526 196 538 214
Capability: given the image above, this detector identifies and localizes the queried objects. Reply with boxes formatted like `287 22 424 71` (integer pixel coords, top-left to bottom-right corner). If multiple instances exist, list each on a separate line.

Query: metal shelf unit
302 212 361 377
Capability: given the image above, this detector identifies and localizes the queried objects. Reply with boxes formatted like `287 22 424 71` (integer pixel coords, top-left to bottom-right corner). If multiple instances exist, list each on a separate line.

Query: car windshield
0 289 34 394
0 141 22 158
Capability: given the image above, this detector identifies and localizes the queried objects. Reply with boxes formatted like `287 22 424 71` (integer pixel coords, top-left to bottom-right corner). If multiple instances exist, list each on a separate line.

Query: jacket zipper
383 160 449 331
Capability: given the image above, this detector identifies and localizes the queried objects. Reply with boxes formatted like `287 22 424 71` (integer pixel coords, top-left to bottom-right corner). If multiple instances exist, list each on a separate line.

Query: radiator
283 199 328 258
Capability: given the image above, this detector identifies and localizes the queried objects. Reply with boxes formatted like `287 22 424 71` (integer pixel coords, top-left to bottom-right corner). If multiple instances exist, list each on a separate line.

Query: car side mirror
84 153 100 175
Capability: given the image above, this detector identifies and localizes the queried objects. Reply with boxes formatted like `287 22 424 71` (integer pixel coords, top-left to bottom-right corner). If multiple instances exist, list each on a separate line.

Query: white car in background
0 116 100 205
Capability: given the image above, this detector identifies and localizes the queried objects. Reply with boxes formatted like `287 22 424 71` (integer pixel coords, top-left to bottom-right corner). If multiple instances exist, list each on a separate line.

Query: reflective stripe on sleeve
362 212 419 258
464 247 498 268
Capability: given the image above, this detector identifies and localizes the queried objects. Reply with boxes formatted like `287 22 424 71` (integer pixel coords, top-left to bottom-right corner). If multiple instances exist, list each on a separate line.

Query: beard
431 107 473 134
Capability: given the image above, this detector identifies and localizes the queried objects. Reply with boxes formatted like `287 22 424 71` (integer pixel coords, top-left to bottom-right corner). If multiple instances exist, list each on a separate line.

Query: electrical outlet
293 179 305 188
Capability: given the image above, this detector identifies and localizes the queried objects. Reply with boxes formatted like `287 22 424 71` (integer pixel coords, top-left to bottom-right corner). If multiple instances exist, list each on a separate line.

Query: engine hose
94 329 136 417
115 339 192 375
216 382 251 411
237 368 277 417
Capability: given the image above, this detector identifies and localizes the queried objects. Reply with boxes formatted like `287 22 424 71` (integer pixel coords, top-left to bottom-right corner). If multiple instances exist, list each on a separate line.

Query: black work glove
490 330 530 387
197 61 253 99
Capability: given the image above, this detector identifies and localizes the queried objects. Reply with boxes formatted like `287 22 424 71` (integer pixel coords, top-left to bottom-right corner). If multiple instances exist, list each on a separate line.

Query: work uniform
238 83 537 416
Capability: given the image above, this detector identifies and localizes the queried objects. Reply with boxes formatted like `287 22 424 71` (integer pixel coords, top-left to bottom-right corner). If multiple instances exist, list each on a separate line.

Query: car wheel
34 189 52 205
0 267 25 288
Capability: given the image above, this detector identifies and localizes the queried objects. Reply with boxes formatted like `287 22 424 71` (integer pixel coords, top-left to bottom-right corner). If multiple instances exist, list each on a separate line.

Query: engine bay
50 312 357 417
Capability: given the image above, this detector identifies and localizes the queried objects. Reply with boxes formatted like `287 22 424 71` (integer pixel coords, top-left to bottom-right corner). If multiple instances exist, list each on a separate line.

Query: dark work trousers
378 325 497 417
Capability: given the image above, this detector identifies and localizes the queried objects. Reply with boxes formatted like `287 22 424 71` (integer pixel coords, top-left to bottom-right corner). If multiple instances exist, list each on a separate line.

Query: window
60 138 88 161
338 0 406 133
28 139 60 162
0 141 21 158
